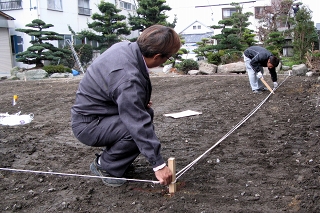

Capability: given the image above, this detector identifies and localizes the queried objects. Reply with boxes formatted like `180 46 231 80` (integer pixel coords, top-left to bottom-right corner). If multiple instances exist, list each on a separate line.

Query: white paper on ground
0 112 34 126
164 110 202 119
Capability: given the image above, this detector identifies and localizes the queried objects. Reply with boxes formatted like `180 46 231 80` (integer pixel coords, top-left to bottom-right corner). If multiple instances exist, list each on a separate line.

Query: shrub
42 65 72 75
207 52 221 65
180 59 199 74
75 44 93 67
220 51 243 64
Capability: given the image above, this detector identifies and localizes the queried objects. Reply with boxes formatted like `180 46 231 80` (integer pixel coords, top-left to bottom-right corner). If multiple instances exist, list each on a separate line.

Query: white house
0 0 138 72
179 20 214 60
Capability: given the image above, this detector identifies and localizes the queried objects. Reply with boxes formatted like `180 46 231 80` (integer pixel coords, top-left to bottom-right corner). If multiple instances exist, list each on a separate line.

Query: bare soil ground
0 73 319 213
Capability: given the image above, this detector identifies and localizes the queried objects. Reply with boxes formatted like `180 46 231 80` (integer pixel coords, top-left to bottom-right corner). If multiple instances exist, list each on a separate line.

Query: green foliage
42 65 72 75
59 44 93 68
15 19 71 67
194 3 254 61
207 52 221 65
281 56 304 68
220 50 243 64
128 0 174 32
265 31 284 57
180 59 199 74
75 44 93 66
75 2 130 52
293 6 318 60
210 3 254 52
193 38 215 59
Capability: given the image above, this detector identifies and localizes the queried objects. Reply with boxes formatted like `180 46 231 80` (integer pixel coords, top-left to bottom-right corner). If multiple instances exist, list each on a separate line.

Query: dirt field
0 72 319 213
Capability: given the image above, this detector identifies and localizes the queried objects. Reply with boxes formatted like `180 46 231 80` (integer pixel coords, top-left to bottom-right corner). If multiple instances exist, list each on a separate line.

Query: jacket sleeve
268 67 278 82
112 78 165 169
249 55 263 73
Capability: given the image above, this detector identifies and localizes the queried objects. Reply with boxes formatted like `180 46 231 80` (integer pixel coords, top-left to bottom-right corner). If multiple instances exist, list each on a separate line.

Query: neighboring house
0 11 15 76
179 20 214 60
194 0 295 43
0 0 138 70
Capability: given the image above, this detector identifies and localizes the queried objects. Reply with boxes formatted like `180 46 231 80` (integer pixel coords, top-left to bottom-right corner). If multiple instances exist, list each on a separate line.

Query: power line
195 0 256 8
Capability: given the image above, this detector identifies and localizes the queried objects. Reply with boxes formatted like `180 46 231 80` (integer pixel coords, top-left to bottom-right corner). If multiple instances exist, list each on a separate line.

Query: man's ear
153 53 163 60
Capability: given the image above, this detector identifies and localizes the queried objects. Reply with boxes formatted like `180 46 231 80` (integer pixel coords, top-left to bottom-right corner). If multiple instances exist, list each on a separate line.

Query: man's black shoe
90 154 126 187
258 87 268 91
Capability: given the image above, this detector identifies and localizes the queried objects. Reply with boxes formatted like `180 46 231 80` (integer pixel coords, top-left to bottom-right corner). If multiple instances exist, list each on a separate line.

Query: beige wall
0 28 13 76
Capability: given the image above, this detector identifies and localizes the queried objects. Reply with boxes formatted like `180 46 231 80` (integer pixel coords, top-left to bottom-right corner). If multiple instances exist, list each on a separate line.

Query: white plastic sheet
0 112 34 126
164 110 202 119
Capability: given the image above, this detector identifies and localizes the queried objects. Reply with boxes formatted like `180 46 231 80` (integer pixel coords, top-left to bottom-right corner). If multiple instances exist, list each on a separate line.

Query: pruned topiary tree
15 19 71 68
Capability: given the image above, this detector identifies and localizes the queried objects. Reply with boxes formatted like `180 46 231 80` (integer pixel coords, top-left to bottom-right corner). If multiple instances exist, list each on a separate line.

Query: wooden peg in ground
168 157 176 193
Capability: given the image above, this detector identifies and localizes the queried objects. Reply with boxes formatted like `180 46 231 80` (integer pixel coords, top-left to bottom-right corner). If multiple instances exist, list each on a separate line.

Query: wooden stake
168 157 176 194
260 78 274 94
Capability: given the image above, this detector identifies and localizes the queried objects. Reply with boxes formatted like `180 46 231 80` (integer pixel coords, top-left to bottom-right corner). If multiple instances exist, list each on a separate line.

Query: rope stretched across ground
0 74 291 184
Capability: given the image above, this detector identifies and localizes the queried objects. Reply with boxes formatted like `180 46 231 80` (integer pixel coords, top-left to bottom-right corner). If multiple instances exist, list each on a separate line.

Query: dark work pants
71 113 140 177
72 115 140 177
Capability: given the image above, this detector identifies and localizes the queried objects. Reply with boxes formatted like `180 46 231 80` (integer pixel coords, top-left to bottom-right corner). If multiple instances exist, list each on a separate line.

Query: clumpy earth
0 73 319 213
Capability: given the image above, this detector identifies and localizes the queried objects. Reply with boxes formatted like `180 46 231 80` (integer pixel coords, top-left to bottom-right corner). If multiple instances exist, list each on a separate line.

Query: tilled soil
0 73 319 213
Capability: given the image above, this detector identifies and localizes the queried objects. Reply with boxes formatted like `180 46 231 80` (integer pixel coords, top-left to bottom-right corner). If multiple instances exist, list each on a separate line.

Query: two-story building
0 0 138 74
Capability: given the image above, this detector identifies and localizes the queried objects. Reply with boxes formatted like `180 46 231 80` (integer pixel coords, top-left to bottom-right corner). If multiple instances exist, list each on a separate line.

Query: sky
164 0 320 33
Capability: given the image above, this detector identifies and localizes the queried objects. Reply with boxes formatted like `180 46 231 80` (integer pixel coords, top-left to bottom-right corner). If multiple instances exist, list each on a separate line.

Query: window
120 1 135 10
0 0 22 11
198 25 201 29
47 0 62 11
58 35 72 48
254 6 270 19
78 0 91 15
11 35 23 55
88 40 99 48
193 26 196 30
222 8 237 19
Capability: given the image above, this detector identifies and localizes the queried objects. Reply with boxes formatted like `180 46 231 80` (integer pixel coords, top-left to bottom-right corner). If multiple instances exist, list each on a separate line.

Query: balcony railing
78 7 91 16
0 0 22 11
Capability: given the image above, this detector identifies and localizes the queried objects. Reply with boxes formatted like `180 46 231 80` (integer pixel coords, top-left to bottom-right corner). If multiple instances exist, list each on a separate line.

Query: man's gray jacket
71 41 165 169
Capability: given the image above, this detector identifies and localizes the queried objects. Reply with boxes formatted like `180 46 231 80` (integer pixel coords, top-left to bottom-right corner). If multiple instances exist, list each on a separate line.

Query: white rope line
175 74 291 181
0 75 290 185
0 168 160 184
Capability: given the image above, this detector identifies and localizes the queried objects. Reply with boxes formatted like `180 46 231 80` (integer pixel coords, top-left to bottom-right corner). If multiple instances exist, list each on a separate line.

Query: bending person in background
243 46 280 94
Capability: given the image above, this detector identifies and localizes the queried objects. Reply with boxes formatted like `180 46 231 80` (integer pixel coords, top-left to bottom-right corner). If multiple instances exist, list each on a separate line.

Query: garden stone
16 69 48 80
217 62 246 74
292 64 308 76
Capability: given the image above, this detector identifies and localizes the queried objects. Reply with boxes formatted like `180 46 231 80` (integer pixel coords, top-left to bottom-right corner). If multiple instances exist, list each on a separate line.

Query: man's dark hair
270 56 280 67
137 25 181 58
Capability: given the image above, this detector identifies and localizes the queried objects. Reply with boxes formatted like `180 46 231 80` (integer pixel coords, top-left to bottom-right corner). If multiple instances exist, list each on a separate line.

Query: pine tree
15 19 70 68
210 3 254 52
293 5 318 60
128 0 175 32
80 1 130 52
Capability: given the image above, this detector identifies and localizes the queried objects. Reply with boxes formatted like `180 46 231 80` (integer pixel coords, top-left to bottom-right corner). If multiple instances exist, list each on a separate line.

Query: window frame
78 0 91 16
0 0 22 11
47 0 63 11
119 1 135 11
222 7 237 19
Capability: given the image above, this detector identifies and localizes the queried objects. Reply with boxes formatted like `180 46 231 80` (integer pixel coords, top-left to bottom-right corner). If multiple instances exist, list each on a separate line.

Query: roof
179 20 213 34
0 11 15 20
181 33 213 43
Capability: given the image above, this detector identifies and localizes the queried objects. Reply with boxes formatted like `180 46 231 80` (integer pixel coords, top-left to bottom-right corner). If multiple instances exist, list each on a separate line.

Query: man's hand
147 101 152 108
155 166 172 185
256 71 263 79
273 82 278 89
